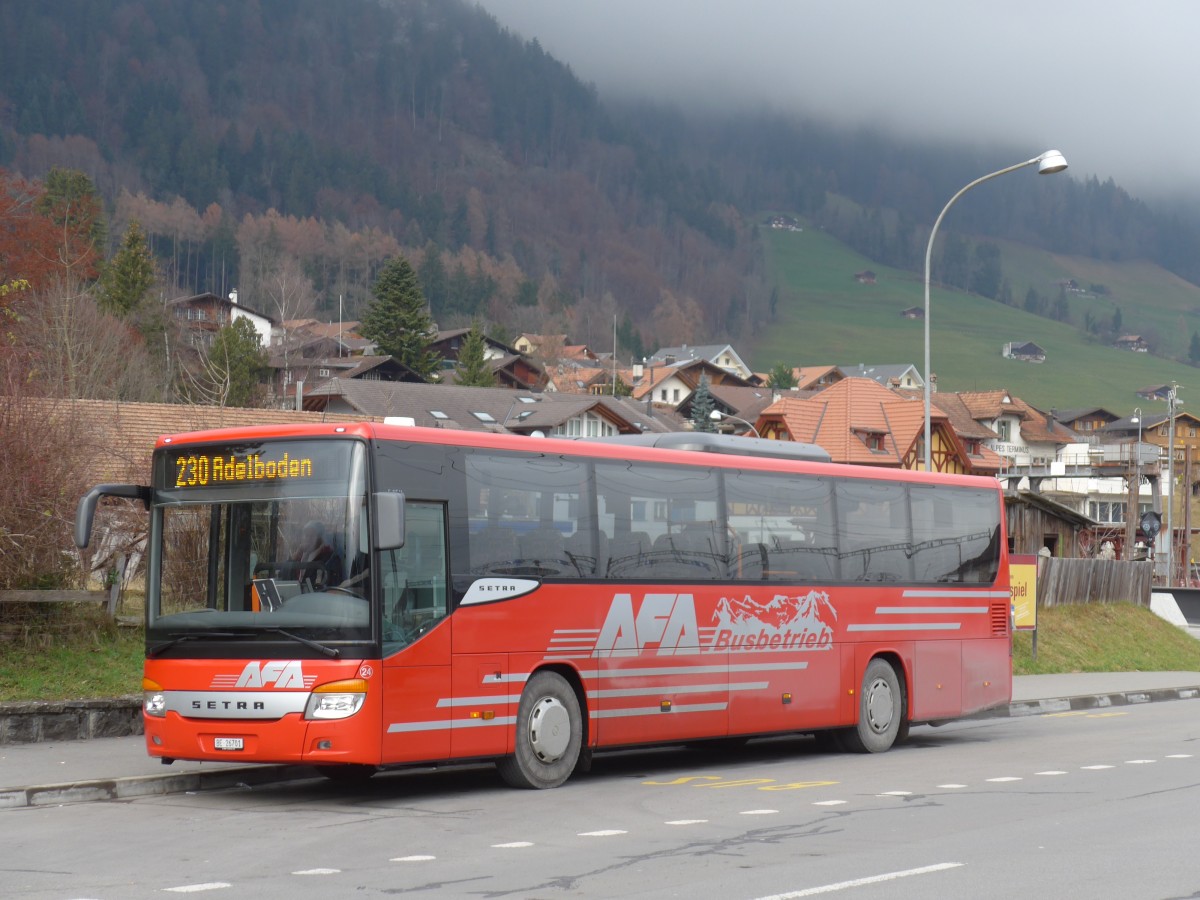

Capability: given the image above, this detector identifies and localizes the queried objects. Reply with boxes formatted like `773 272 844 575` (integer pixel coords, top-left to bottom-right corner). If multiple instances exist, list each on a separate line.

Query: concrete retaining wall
0 698 142 745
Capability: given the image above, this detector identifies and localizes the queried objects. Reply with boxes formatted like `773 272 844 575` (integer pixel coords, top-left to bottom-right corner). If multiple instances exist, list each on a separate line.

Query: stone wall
0 698 142 745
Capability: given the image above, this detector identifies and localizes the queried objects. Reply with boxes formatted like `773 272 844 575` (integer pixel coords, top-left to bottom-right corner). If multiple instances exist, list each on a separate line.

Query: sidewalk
3 672 1200 810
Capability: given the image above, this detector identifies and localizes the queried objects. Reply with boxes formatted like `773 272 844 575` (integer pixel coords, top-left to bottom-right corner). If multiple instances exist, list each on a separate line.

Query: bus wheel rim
865 678 893 734
529 697 571 762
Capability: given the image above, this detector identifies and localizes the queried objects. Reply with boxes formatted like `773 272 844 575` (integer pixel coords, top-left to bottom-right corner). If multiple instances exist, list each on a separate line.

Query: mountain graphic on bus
711 590 837 652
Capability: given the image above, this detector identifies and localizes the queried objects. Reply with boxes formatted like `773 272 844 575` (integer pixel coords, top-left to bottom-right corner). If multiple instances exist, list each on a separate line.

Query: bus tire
497 670 583 789
841 658 904 754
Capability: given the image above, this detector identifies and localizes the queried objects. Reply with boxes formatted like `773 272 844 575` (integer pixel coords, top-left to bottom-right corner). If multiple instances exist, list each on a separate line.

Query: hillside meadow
756 223 1200 413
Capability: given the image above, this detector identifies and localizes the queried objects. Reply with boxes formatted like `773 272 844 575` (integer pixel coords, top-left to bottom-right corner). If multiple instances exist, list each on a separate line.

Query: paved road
3 671 1200 809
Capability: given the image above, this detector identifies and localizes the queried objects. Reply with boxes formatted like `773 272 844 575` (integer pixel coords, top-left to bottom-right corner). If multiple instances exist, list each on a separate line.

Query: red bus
75 422 1011 789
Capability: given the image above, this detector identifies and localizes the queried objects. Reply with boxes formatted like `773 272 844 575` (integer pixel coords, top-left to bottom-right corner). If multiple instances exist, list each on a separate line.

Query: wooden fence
1036 558 1153 608
0 554 127 618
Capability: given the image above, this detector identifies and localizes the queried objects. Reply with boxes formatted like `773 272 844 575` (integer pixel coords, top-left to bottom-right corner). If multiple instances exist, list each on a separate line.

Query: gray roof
835 363 923 385
304 380 679 434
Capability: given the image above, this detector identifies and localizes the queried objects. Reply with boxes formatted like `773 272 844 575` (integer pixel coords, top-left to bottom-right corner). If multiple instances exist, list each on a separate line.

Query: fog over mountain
477 0 1197 200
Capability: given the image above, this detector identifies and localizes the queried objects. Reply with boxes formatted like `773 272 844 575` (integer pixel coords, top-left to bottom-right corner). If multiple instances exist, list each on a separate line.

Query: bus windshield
149 439 371 644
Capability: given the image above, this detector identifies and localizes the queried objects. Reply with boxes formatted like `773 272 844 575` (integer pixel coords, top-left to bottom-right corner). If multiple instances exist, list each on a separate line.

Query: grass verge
0 603 1197 703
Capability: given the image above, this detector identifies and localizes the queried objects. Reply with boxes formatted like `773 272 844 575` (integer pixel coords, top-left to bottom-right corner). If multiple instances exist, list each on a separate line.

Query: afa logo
593 590 837 657
233 660 309 689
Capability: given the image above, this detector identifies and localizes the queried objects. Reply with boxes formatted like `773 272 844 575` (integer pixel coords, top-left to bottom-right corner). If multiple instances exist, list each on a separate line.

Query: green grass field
755 222 1200 412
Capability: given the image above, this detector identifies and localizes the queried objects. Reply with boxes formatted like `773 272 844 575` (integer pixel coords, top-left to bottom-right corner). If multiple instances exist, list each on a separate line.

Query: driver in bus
293 520 343 590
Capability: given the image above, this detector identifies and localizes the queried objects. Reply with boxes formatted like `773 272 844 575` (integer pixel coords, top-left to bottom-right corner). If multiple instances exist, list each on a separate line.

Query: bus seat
565 528 608 577
519 528 572 577
606 531 650 578
768 538 837 582
470 526 521 575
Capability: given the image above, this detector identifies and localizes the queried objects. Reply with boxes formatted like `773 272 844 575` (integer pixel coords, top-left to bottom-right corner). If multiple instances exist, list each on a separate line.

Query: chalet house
169 291 274 349
951 389 1075 471
899 307 924 319
790 365 844 391
1002 341 1046 362
1114 334 1149 352
513 333 569 356
836 362 924 392
854 270 877 284
1136 384 1176 402
429 329 545 390
756 377 1002 474
633 358 753 409
1053 407 1121 438
647 344 756 381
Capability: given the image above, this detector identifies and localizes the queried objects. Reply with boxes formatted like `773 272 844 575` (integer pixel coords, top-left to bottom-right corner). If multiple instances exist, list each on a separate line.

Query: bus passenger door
380 503 454 765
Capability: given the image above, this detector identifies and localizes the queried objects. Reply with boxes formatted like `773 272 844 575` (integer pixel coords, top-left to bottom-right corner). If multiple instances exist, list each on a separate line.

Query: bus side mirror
374 491 406 551
75 484 152 548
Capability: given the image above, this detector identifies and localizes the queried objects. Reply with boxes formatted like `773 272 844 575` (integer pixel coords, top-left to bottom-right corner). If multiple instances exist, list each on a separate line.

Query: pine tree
690 375 716 432
203 317 269 408
767 363 797 389
99 221 156 316
455 323 494 387
1189 331 1200 366
360 255 442 380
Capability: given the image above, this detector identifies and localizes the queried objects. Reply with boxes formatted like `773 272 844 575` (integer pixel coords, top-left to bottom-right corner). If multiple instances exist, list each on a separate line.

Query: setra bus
75 422 1012 789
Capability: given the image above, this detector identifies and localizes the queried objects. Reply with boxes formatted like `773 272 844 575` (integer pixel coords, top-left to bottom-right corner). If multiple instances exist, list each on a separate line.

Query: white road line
879 791 911 796
986 777 1022 782
163 885 231 894
1125 759 1156 764
1035 770 1068 775
813 800 847 806
391 855 436 862
1167 754 1193 758
937 784 968 789
579 830 627 837
665 819 709 825
740 809 780 815
1081 765 1114 770
493 841 534 848
292 868 340 875
750 862 964 899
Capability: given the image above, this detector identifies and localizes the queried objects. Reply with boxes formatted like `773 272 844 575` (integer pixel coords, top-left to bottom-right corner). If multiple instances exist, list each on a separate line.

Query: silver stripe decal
592 702 727 719
902 589 1009 598
575 662 810 679
437 695 521 708
164 691 308 720
875 606 987 614
387 716 517 733
847 623 961 632
596 681 767 699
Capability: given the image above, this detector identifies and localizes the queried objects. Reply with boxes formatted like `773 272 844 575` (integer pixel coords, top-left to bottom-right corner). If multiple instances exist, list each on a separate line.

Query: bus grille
991 601 1010 635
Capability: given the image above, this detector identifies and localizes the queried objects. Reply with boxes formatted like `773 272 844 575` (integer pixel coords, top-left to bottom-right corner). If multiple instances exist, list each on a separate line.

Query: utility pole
1167 383 1182 586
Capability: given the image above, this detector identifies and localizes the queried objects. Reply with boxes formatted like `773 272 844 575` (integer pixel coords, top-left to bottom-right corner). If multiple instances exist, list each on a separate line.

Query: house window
471 412 497 423
997 420 1012 442
430 410 449 420
660 389 668 402
672 388 680 402
318 368 330 377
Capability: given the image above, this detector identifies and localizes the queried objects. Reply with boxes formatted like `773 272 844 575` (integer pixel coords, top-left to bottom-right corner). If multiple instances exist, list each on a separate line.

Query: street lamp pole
923 150 1068 471
1166 385 1181 586
1127 407 1142 552
710 409 760 437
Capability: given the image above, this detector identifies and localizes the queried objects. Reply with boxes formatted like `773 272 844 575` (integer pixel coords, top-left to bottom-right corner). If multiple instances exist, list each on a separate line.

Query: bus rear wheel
497 671 583 789
841 658 904 754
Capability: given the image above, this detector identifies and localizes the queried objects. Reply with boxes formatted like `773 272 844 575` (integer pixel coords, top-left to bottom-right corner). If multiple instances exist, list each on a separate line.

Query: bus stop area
4 670 1200 811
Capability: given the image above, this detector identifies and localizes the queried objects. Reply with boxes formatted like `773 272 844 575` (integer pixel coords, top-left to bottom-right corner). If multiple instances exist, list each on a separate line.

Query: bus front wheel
497 671 583 789
841 658 904 754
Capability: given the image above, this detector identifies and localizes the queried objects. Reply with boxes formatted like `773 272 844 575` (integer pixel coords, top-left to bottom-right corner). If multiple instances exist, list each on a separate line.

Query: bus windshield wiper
258 626 341 658
148 631 242 657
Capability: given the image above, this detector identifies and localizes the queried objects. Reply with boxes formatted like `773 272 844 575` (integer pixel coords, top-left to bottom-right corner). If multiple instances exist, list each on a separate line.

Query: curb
977 685 1200 719
6 687 1200 809
0 763 317 811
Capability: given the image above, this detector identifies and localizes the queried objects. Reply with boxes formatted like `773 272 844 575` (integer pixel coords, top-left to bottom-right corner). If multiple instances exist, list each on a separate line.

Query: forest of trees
4 0 1200 361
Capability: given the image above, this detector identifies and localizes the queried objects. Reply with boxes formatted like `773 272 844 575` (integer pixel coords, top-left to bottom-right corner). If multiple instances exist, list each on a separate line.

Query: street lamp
710 409 760 437
1166 385 1182 586
922 150 1068 471
1126 407 1142 551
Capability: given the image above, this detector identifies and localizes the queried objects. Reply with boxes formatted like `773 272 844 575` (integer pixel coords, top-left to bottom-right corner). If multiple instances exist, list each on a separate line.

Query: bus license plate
214 737 244 751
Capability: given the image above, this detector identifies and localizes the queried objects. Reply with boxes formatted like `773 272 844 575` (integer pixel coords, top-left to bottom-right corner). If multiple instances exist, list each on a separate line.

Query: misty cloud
477 0 1197 198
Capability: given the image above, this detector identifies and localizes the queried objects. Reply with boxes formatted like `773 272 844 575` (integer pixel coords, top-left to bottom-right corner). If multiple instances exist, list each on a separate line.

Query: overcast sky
476 1 1195 200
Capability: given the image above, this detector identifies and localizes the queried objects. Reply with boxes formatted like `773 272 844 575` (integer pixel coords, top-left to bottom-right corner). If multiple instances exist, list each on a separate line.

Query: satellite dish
1140 511 1161 540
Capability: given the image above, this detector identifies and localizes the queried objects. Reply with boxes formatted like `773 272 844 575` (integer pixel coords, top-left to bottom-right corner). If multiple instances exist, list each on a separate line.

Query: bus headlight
143 677 166 718
304 679 368 720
